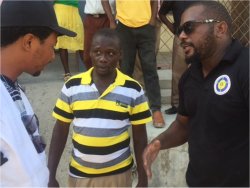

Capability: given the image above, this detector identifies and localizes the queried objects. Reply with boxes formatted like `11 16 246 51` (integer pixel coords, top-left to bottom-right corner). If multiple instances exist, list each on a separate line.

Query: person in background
48 28 151 187
0 1 75 186
143 1 249 187
159 0 197 115
102 0 166 128
78 0 86 21
54 0 84 81
83 0 115 70
133 0 163 89
76 0 87 72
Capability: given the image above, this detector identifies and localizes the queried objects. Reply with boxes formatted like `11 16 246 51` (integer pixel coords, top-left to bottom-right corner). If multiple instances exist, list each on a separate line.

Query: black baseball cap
1 0 76 37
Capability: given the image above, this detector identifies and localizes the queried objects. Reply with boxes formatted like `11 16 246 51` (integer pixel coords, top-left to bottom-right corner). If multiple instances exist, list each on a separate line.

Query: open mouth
183 45 192 54
181 43 193 55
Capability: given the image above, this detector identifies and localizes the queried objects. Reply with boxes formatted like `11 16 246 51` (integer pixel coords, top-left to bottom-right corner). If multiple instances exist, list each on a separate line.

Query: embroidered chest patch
214 75 231 95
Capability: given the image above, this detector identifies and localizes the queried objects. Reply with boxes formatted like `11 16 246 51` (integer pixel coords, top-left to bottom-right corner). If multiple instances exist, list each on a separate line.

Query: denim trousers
116 22 161 111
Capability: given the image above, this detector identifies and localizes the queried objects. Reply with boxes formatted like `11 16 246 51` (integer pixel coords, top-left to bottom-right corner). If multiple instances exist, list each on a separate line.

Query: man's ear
215 21 228 39
22 33 36 51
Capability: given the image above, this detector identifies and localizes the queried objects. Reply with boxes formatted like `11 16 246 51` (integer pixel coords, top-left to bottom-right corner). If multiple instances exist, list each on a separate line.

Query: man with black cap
0 1 75 186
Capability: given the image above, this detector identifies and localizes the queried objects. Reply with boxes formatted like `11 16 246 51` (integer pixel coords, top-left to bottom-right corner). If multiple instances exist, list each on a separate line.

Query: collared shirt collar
80 67 127 87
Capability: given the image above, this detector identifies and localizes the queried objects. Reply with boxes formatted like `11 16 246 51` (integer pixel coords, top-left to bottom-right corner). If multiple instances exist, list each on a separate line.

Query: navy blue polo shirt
178 40 249 187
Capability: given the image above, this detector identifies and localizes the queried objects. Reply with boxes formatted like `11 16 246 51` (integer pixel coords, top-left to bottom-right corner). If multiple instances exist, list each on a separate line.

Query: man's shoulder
117 70 143 92
238 46 249 59
123 79 142 93
234 46 249 75
227 40 249 68
64 71 90 89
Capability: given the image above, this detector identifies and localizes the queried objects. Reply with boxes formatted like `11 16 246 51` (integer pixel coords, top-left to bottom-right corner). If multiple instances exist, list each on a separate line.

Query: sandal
64 73 71 82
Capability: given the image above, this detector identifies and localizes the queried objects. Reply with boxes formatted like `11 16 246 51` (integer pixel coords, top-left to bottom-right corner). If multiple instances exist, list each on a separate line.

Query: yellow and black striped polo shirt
52 68 152 178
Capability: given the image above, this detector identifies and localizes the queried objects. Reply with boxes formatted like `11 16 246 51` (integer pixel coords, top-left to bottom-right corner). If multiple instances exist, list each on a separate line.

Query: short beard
185 53 200 65
185 26 215 65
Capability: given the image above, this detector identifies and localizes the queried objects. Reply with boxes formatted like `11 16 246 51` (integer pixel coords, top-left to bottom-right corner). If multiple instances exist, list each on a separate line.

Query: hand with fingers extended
142 139 161 179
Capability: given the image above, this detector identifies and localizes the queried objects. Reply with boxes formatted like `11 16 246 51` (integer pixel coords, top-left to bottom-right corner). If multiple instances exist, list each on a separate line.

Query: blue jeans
116 22 161 111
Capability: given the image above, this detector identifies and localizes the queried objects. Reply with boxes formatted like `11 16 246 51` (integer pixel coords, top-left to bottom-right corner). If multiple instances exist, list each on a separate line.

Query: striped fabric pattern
52 68 152 177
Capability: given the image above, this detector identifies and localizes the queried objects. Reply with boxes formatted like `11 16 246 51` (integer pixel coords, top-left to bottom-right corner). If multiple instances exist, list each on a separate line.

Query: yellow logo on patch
218 79 227 90
214 75 231 95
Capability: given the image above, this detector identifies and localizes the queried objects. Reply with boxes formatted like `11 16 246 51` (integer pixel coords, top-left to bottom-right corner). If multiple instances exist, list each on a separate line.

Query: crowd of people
0 0 249 187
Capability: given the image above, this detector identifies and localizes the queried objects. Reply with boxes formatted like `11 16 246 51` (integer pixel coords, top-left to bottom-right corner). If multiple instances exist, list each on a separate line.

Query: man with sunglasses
143 1 249 187
0 1 75 186
159 0 197 115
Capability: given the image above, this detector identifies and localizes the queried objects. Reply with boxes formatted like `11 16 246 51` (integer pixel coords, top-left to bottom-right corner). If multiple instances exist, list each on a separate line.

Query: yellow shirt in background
116 0 151 28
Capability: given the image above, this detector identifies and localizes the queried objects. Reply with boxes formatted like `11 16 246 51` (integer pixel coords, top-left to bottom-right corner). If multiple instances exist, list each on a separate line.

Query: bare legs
59 49 69 74
58 49 84 81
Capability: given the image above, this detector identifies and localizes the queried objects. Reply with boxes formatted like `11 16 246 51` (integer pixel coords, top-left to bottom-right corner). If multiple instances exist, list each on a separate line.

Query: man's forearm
132 125 148 186
150 0 158 18
159 14 174 34
156 116 189 150
101 0 115 25
48 122 70 179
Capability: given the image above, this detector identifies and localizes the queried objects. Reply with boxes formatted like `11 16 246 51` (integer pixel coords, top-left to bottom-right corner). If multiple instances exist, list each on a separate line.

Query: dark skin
158 2 174 34
48 34 148 187
58 49 84 74
47 121 69 187
90 35 119 95
143 4 232 179
143 114 189 178
178 5 231 77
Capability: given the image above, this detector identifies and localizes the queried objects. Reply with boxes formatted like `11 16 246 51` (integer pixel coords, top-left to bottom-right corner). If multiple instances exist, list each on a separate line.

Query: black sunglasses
21 114 46 153
177 19 221 36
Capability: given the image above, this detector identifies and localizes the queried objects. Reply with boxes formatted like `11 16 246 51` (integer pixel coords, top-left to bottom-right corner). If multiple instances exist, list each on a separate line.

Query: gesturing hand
142 139 161 179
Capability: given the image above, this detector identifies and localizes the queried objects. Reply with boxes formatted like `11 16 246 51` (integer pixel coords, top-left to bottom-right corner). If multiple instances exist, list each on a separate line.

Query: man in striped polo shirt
48 28 152 187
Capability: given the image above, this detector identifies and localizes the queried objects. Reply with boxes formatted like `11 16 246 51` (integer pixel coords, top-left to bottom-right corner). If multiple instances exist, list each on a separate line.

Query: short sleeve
52 84 74 123
129 88 152 125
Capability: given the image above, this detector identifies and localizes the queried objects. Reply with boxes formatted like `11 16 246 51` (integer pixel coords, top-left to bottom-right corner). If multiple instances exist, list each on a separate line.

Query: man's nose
99 53 107 62
178 30 188 41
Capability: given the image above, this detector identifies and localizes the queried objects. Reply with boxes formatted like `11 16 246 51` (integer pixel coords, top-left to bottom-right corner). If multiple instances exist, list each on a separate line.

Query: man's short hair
188 1 232 33
93 28 121 49
1 27 53 47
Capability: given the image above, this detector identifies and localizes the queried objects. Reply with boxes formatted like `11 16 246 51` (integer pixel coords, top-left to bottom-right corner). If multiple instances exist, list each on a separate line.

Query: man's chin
32 71 41 77
185 54 200 65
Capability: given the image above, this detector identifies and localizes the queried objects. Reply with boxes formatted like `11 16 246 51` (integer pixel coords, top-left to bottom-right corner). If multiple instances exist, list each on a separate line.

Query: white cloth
84 0 115 14
0 81 49 187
